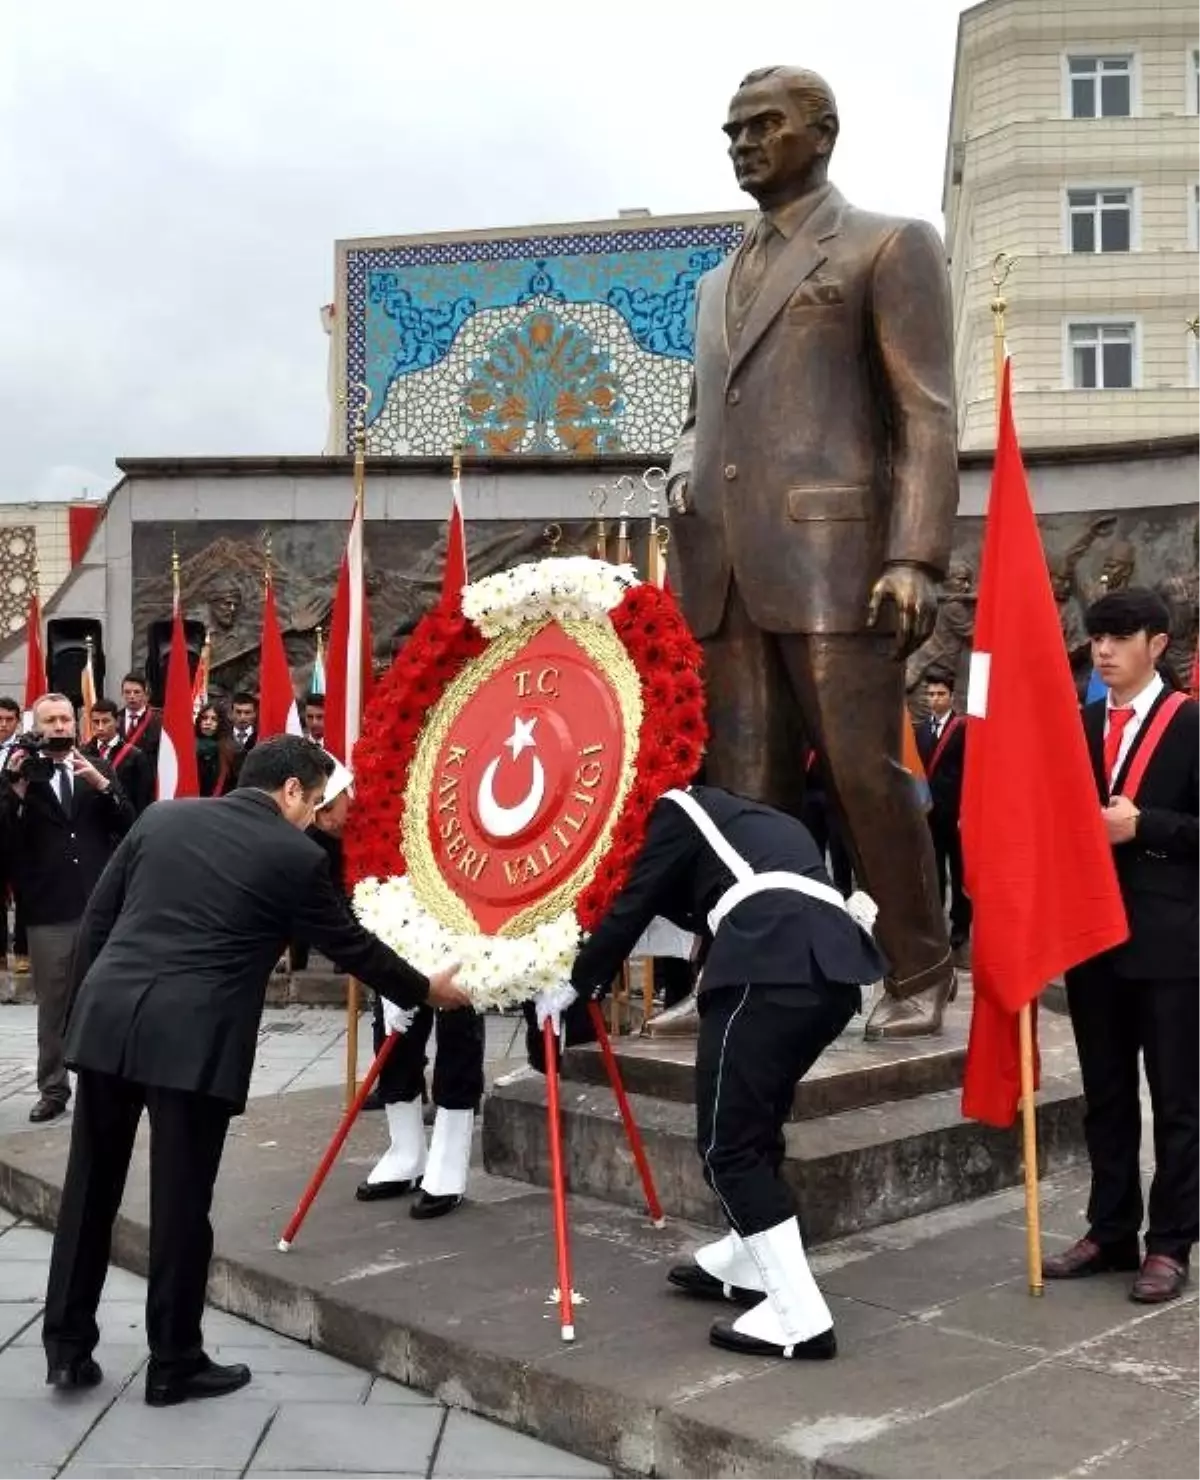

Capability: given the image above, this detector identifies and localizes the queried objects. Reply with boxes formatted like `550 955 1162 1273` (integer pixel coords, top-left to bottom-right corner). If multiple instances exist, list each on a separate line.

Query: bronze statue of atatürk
666 66 960 1039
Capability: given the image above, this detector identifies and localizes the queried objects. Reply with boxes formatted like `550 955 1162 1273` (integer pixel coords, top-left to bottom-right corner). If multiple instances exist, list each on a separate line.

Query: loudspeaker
46 619 106 710
144 619 206 706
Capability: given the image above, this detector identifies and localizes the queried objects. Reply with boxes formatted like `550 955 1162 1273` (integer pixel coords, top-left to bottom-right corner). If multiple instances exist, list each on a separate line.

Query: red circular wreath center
429 623 625 934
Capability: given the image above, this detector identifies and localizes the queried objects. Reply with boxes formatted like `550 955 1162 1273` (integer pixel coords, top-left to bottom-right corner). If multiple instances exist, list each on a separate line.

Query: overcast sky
0 0 970 503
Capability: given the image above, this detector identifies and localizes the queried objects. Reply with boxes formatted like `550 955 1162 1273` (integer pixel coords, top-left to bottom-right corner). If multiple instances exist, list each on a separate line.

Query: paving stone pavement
0 1005 598 1478
0 1215 609 1479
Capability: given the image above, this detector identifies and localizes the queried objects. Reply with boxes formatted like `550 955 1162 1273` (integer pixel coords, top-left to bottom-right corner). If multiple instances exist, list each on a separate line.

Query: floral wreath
343 556 707 1010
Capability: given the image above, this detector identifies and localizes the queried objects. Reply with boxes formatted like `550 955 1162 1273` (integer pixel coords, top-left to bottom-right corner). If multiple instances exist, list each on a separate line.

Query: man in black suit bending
1045 591 1198 1304
43 736 469 1405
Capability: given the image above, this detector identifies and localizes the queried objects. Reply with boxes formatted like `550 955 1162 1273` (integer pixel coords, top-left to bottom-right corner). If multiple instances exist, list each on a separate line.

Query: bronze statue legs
700 585 955 1040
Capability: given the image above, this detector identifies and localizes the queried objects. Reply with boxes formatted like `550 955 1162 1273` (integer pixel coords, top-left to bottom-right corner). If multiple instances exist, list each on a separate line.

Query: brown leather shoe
1043 1236 1141 1280
1130 1254 1188 1304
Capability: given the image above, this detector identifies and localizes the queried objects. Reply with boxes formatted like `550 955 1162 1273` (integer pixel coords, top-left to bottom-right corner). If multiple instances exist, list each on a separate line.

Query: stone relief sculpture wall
341 218 746 458
906 503 1199 716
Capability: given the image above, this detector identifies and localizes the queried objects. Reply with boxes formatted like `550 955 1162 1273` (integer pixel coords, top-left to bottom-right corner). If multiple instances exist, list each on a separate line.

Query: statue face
210 589 241 630
724 77 831 204
1100 555 1133 591
945 561 973 596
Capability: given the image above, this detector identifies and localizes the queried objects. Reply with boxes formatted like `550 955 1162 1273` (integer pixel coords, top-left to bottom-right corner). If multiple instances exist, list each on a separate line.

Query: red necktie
1103 706 1135 782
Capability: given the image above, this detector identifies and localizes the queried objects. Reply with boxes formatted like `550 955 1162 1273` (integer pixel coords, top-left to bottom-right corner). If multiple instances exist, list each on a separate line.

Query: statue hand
867 563 939 658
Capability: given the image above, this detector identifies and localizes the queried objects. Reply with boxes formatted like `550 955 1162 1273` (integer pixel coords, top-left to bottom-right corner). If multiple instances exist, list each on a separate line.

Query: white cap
318 756 354 810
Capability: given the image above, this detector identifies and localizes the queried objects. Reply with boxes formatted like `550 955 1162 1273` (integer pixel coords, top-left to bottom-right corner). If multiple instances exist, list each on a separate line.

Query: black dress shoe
29 1096 68 1123
410 1190 462 1220
355 1177 419 1202
145 1354 251 1407
46 1356 102 1391
667 1261 760 1307
709 1319 837 1360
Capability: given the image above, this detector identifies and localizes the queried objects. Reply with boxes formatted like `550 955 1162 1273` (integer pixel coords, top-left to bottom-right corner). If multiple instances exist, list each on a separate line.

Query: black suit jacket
1076 691 1199 979
0 762 134 927
65 789 431 1110
87 739 155 816
915 714 966 823
571 786 885 998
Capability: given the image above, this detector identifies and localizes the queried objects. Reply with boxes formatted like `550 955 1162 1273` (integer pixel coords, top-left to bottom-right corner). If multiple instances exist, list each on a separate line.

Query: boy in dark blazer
914 671 971 954
1045 590 1198 1303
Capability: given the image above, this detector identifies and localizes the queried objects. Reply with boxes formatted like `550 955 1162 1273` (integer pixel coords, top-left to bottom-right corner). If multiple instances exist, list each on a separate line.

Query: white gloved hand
383 999 417 1035
534 983 579 1034
846 890 879 936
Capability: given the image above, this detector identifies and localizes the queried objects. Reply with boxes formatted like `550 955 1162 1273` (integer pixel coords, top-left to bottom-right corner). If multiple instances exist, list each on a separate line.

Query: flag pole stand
1018 1003 1043 1296
344 978 360 1110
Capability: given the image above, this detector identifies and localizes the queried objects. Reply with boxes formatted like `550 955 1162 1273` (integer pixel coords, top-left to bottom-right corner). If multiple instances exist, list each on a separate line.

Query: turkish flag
324 496 372 763
156 604 200 800
440 458 468 607
22 594 45 716
960 360 1127 1127
258 581 302 739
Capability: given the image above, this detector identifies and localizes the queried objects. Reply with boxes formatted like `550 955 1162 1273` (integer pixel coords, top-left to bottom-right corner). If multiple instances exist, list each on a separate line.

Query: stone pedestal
482 981 1087 1242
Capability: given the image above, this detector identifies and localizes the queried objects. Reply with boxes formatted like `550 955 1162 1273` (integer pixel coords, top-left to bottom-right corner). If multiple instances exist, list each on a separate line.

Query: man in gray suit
667 66 960 1039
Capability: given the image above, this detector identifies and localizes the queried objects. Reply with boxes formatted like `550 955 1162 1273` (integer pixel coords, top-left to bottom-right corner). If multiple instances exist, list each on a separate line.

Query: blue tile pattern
343 220 745 455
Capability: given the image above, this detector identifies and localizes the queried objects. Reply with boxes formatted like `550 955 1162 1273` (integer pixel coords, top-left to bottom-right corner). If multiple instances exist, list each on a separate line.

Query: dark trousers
1065 963 1198 1262
377 1003 485 1111
801 792 854 897
929 813 971 945
43 1070 231 1372
695 982 858 1236
27 921 78 1104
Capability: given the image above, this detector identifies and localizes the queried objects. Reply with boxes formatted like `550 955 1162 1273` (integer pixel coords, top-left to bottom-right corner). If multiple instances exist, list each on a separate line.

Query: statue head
944 559 973 596
207 584 243 632
725 66 839 208
1099 539 1135 592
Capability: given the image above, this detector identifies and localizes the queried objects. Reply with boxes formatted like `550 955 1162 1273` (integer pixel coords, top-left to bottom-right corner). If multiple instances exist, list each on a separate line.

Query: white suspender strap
664 788 754 881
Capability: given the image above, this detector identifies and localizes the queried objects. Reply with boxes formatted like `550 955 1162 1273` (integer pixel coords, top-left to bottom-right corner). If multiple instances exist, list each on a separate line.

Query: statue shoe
863 973 956 1041
642 990 699 1038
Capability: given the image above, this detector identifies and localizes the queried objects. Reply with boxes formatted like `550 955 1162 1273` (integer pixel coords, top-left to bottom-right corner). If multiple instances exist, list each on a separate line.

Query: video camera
4 732 75 785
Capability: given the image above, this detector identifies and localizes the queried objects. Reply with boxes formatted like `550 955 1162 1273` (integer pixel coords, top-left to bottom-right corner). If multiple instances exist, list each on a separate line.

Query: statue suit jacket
64 788 430 1110
667 184 959 639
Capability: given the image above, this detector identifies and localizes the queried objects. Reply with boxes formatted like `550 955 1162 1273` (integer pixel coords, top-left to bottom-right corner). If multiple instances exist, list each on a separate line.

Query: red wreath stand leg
277 1030 401 1251
543 1019 578 1341
587 1002 665 1226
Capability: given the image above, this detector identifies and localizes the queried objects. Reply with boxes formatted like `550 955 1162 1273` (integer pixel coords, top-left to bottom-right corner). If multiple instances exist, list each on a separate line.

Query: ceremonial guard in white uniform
536 785 884 1360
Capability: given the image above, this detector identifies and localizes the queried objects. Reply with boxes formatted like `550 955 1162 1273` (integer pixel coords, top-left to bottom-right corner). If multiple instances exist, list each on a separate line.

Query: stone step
483 1002 1086 1242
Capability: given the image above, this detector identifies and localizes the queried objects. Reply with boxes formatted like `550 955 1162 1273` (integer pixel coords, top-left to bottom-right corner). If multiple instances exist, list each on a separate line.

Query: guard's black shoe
355 1177 419 1202
709 1320 837 1360
409 1191 462 1220
667 1261 760 1307
145 1354 251 1407
46 1356 102 1391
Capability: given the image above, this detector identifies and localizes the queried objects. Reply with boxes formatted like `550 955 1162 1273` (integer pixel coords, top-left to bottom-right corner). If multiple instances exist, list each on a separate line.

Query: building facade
944 0 1199 449
327 212 748 460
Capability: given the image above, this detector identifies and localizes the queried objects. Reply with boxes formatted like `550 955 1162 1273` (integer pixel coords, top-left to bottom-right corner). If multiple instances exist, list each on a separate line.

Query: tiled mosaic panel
0 526 37 638
346 224 745 456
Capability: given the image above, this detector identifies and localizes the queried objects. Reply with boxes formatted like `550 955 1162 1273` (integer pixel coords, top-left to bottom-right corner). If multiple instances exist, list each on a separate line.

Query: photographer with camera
0 693 134 1121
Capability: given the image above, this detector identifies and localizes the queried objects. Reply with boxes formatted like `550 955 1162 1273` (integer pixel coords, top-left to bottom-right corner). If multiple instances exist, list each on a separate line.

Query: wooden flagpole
343 386 370 1109
991 252 1043 1297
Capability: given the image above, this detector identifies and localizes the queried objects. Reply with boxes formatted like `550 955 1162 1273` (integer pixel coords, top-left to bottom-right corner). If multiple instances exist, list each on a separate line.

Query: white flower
462 557 639 636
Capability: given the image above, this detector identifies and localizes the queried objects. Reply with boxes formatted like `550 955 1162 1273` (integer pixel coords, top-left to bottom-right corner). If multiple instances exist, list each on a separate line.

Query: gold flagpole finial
171 533 181 603
589 486 608 562
452 442 464 483
543 522 563 555
990 252 1016 421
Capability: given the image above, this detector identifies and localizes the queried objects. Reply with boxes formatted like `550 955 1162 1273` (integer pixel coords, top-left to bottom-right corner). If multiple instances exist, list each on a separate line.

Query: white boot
366 1100 427 1186
695 1231 765 1294
412 1107 473 1211
711 1218 836 1359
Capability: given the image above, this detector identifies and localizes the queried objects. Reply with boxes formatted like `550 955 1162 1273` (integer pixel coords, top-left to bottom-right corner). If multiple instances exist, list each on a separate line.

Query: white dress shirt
1104 671 1164 782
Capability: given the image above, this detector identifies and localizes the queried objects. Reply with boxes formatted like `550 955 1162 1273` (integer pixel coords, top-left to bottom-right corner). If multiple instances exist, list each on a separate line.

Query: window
1067 188 1134 252
1068 322 1136 389
1190 182 1200 249
1067 55 1132 117
1189 46 1199 114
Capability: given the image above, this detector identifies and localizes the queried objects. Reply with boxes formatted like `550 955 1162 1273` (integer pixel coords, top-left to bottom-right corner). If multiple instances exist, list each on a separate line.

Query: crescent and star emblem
476 715 545 840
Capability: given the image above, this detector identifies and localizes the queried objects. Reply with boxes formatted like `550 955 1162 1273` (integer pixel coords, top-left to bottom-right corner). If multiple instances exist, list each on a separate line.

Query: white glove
534 983 578 1034
383 999 417 1035
846 890 879 936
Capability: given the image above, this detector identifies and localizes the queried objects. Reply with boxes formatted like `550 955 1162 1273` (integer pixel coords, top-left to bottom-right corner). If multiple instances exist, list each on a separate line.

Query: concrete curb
0 1155 863 1479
